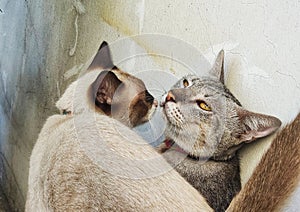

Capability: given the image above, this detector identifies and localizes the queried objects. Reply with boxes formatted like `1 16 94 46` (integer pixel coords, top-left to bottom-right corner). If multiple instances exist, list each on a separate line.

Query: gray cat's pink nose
166 92 176 103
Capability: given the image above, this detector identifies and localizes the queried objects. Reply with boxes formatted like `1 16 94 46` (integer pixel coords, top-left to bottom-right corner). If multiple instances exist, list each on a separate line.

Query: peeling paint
69 0 85 56
137 0 145 34
72 0 85 14
56 81 61 98
69 14 79 56
1 72 7 95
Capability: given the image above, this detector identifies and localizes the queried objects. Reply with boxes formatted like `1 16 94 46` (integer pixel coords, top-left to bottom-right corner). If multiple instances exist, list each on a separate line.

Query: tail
227 113 300 212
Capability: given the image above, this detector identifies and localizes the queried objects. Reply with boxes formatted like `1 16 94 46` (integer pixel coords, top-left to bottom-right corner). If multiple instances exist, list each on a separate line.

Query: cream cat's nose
165 92 176 103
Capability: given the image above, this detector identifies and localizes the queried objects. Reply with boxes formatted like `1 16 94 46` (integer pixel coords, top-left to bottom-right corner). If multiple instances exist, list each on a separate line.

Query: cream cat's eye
197 100 212 111
183 79 189 87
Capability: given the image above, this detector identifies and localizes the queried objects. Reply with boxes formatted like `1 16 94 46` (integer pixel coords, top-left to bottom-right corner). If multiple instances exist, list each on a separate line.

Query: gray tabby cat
159 50 282 212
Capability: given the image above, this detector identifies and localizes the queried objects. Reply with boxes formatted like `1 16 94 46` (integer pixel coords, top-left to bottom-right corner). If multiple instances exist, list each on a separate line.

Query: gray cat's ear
236 108 282 143
210 50 225 84
91 70 122 114
88 41 115 70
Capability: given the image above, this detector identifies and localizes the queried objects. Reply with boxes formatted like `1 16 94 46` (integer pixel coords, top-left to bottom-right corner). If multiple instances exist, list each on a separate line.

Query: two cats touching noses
26 41 300 211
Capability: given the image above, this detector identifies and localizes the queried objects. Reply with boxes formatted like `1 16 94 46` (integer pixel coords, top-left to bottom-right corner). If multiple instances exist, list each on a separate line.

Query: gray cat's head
162 50 281 160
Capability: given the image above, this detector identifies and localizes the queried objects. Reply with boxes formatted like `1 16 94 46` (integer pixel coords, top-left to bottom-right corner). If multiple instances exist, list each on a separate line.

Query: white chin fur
142 104 157 124
149 104 157 119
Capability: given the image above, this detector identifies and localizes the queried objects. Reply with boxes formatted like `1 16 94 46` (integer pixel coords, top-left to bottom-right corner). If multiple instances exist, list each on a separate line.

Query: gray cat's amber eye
183 79 189 87
196 100 212 111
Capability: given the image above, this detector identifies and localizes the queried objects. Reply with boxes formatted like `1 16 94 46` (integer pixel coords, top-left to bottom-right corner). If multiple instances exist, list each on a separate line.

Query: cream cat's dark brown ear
91 70 122 115
236 108 282 143
88 41 115 70
210 50 225 84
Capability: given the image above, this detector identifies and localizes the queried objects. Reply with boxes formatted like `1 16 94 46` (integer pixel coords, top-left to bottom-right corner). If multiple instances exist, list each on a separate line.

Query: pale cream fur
26 69 212 211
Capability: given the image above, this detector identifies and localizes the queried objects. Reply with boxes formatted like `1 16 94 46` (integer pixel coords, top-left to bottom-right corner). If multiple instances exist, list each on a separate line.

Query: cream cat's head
56 41 157 127
162 50 281 160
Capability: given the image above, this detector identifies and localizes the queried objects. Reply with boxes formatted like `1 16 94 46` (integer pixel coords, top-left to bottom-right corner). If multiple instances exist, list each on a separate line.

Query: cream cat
25 41 213 211
159 50 282 211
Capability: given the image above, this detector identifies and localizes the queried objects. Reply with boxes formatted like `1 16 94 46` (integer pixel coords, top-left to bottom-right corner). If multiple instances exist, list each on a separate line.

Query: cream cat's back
26 114 72 211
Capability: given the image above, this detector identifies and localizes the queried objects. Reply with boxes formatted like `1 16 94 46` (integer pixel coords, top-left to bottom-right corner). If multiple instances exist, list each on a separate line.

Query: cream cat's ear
210 50 225 84
236 108 282 143
88 41 115 70
91 71 122 113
